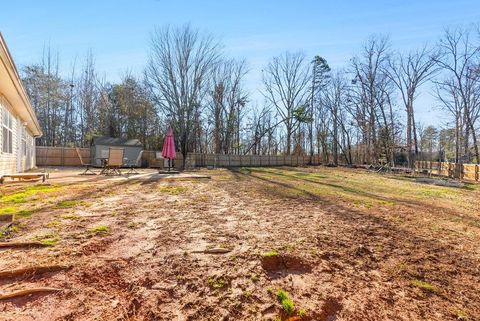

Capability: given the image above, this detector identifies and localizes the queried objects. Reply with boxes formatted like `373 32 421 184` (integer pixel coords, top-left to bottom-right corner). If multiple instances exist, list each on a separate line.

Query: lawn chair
76 147 96 175
126 150 143 175
101 147 125 175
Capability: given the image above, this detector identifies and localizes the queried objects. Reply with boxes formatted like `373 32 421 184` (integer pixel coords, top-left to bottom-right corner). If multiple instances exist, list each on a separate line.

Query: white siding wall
0 95 36 175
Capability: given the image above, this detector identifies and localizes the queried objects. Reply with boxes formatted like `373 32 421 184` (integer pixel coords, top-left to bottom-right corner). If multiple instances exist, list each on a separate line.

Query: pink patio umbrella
162 127 176 171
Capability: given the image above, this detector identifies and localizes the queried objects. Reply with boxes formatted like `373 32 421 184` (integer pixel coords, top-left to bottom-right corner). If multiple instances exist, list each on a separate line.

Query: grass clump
56 200 83 209
16 210 33 218
159 186 187 194
0 207 32 218
89 225 110 234
0 207 17 215
127 222 139 229
1 185 62 204
276 289 295 315
411 279 439 293
243 290 253 299
61 214 80 220
40 237 60 246
34 233 59 246
262 249 279 257
2 192 29 204
208 276 226 289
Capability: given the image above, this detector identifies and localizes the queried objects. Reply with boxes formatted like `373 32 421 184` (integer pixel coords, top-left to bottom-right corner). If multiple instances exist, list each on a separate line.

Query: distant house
0 33 42 175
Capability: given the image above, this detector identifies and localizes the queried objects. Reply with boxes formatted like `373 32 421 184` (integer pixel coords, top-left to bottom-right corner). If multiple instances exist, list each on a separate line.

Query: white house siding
0 95 36 175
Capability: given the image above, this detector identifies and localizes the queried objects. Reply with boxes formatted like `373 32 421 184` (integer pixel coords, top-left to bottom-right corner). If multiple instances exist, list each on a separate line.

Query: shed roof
92 136 143 147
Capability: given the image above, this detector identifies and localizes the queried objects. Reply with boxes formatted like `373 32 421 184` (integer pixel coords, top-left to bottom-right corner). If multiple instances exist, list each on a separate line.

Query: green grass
0 185 62 204
34 233 60 246
0 207 32 218
208 276 226 289
127 222 139 229
40 237 60 246
0 207 17 215
158 186 187 194
276 289 295 315
47 220 62 228
56 200 83 208
262 249 279 257
61 214 81 220
89 225 110 234
411 280 439 293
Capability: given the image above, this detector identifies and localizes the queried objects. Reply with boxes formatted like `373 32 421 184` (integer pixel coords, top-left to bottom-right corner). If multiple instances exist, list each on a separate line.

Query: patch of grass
0 185 60 204
243 290 253 299
16 210 33 218
127 222 139 229
262 249 279 257
34 233 59 246
250 274 259 282
1 185 62 204
61 214 80 220
0 207 17 215
40 237 60 246
2 192 29 203
56 200 83 208
411 279 439 293
208 276 226 289
158 186 187 194
276 289 295 315
0 207 32 218
47 220 62 228
418 189 445 198
89 225 110 234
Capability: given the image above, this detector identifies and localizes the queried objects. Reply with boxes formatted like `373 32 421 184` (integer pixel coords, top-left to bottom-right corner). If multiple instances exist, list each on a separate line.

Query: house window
2 107 13 154
22 127 27 156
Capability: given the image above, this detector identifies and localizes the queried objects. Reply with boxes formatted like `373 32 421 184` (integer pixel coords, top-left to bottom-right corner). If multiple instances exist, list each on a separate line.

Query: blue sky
2 0 480 125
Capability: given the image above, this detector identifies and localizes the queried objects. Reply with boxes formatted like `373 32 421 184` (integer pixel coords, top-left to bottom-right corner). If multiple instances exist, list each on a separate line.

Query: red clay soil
0 167 479 321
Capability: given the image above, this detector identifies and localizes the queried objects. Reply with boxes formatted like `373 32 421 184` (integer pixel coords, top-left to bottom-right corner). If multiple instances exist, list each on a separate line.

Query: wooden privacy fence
186 153 322 168
415 161 480 182
35 147 323 169
36 147 184 169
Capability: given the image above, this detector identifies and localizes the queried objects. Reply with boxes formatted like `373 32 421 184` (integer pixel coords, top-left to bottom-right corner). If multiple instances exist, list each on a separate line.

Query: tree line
22 24 480 166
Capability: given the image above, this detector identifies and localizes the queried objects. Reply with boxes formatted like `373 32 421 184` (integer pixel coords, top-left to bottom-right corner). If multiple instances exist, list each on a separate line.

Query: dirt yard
0 166 479 321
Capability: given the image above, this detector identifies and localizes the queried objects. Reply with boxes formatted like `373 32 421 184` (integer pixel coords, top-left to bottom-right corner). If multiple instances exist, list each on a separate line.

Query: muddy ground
0 166 479 321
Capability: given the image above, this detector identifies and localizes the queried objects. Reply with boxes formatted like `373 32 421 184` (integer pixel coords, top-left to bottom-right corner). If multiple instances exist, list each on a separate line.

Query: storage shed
90 136 143 167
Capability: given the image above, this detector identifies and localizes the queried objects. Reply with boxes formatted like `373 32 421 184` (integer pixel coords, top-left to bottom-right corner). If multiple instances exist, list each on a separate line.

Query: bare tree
146 24 221 165
434 27 480 163
209 59 248 154
262 52 311 154
386 45 440 166
350 35 391 164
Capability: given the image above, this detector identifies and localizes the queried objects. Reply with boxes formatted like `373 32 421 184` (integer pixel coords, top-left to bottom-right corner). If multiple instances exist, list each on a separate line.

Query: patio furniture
101 147 125 175
76 148 96 175
125 150 143 175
